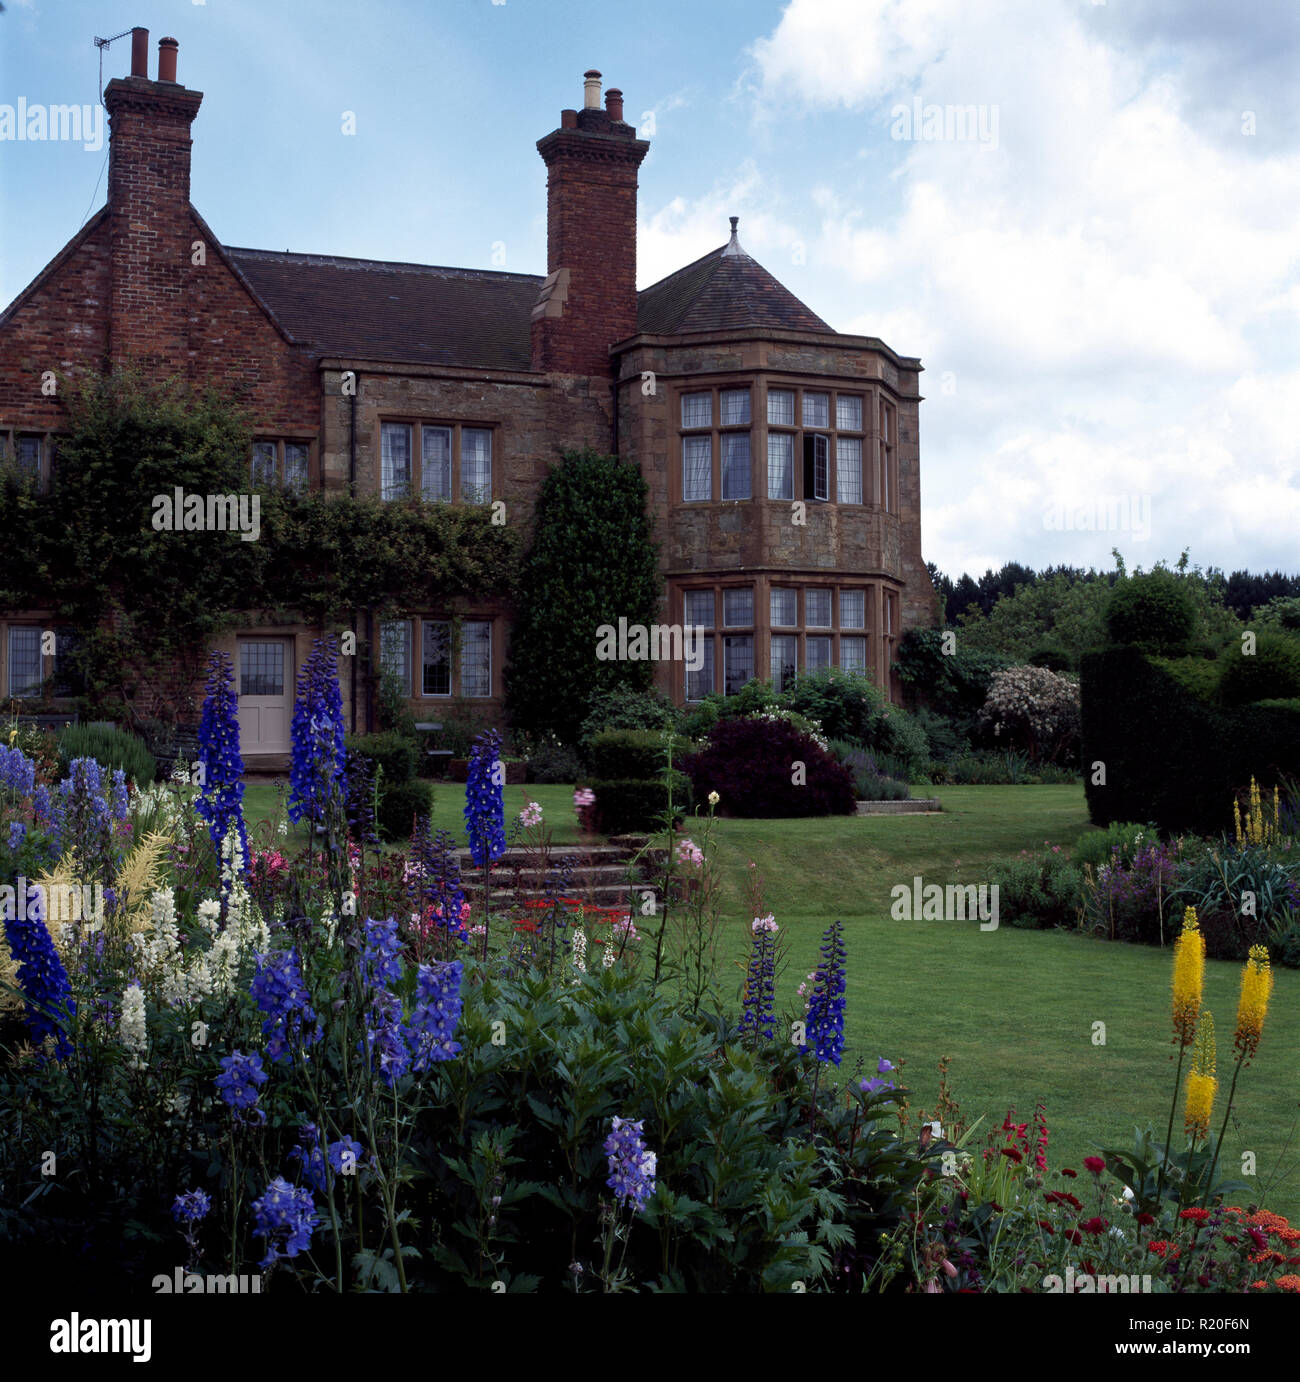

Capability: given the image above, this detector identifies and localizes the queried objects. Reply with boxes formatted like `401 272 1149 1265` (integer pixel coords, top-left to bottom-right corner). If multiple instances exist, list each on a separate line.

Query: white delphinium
570 926 588 985
602 940 617 969
196 898 222 935
120 983 148 1068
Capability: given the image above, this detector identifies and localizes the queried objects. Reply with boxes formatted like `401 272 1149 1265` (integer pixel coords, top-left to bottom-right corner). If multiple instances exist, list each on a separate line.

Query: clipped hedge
590 774 690 835
343 732 418 789
376 779 435 842
56 723 156 787
1081 647 1300 833
588 728 671 781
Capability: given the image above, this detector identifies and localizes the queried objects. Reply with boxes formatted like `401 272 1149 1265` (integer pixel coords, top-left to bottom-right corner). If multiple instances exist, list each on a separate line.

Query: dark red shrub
682 716 855 818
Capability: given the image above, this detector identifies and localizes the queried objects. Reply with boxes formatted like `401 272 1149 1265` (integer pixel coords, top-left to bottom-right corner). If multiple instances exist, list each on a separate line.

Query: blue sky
2 0 1298 580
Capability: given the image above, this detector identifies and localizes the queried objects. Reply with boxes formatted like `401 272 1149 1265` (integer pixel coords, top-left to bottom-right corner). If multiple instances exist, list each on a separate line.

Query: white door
237 639 292 754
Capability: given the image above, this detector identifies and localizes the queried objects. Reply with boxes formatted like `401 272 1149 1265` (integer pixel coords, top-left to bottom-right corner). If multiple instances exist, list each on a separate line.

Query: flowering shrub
978 665 1080 765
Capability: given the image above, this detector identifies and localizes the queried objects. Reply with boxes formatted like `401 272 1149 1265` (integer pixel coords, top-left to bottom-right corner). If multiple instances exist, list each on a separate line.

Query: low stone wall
854 799 942 815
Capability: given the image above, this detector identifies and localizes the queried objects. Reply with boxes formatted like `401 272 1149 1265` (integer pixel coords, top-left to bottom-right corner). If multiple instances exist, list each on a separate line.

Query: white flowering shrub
977 665 1081 765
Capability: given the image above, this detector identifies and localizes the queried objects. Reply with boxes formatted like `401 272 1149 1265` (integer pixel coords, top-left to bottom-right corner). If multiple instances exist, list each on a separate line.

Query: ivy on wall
0 369 520 722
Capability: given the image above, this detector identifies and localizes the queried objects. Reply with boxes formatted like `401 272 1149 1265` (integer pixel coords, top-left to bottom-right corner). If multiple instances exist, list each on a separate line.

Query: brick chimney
531 70 649 377
102 31 203 371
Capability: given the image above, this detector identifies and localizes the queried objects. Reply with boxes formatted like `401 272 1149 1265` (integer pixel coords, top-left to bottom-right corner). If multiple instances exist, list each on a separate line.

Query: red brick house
0 32 928 764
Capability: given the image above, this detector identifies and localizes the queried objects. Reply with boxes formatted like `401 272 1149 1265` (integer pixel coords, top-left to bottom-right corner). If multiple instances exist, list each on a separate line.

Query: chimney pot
158 37 179 84
130 27 149 78
605 88 624 121
561 108 578 129
583 69 602 110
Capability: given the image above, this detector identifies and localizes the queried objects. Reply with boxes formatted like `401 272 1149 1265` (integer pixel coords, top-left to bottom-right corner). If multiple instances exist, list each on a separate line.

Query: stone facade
0 32 929 757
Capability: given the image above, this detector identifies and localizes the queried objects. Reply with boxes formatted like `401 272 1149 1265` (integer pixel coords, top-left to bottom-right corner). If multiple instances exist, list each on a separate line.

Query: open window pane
683 436 711 501
767 433 793 499
422 621 451 696
803 434 829 501
422 427 452 502
723 588 753 627
381 424 412 500
461 620 492 697
721 432 751 499
461 429 492 504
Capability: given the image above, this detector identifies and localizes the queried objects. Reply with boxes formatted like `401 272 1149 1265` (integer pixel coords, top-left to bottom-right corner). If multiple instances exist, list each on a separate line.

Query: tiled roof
224 247 544 371
637 239 833 336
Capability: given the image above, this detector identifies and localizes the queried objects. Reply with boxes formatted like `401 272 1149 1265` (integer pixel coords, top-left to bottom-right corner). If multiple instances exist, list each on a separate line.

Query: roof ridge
224 246 544 283
637 242 725 299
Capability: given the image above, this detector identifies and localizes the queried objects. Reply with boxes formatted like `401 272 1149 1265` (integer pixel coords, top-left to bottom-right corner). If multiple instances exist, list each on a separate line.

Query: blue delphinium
288 1123 328 1194
251 1177 320 1270
1 886 74 1058
0 744 37 798
408 819 467 941
328 1136 367 1175
738 916 778 1042
804 918 847 1066
249 949 321 1063
195 650 249 868
604 1116 657 1213
7 820 25 851
288 637 348 828
58 757 115 881
463 729 506 869
214 1049 268 1113
109 769 129 821
172 1188 212 1223
407 960 464 1069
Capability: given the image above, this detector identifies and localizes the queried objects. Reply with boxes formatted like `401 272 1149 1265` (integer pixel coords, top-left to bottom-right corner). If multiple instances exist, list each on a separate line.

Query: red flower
1136 1213 1156 1227
1000 1147 1023 1163
1063 1229 1082 1245
1037 1221 1055 1234
1080 1217 1107 1235
1179 1208 1211 1224
1061 1168 1078 1179
1083 1156 1106 1175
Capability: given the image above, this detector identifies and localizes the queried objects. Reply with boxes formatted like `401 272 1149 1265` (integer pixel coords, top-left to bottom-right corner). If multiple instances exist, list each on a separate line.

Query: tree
503 448 661 744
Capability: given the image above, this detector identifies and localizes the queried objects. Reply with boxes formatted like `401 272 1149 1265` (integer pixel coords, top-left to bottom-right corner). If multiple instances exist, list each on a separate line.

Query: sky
1 0 1297 581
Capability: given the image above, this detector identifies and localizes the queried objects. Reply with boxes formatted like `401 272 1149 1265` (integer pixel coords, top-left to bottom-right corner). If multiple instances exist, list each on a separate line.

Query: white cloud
731 0 1300 576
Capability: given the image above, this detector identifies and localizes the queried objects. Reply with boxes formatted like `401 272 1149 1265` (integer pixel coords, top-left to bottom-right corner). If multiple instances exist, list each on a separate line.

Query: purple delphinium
172 1188 212 1224
288 1123 328 1194
0 744 37 798
738 916 779 1042
214 1049 267 1113
463 730 506 869
249 948 321 1064
407 960 464 1069
7 820 25 851
805 918 847 1066
195 650 249 868
327 1136 367 1175
1 885 74 1058
251 1176 320 1270
288 637 348 828
604 1116 657 1213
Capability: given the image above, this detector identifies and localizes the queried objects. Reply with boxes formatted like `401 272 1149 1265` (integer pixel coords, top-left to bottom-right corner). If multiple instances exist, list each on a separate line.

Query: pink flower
573 788 596 809
674 837 704 868
751 914 778 934
520 800 543 828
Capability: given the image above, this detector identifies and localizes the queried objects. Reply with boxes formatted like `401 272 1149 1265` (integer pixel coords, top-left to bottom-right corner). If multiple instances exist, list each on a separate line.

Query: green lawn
241 778 1300 1219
